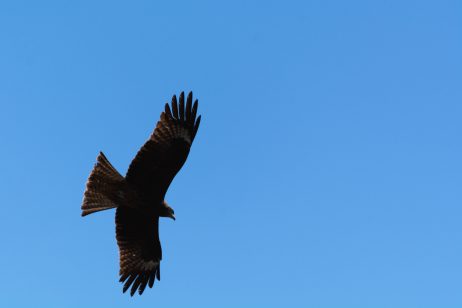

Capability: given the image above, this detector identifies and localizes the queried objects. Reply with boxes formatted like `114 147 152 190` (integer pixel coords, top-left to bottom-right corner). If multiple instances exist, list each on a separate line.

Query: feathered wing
125 91 201 201
116 206 162 296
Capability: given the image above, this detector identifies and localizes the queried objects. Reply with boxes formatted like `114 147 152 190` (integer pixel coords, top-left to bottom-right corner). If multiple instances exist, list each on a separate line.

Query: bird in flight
81 92 201 296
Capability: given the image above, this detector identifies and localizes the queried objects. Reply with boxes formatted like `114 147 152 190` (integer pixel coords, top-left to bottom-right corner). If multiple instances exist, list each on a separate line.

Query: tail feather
81 152 127 216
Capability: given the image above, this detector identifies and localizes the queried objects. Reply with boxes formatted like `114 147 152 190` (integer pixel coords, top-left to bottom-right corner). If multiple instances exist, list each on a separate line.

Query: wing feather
171 95 179 119
165 103 173 117
179 91 185 121
148 271 156 288
186 92 192 124
193 115 201 139
190 99 198 127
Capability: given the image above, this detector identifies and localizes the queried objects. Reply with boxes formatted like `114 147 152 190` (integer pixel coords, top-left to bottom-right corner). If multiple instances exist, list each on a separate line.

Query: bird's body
81 92 201 295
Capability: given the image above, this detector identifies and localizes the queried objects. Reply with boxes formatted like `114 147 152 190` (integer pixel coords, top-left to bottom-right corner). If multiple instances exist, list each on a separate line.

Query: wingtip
193 115 201 138
148 271 156 288
165 103 172 117
171 95 179 118
179 92 185 120
156 265 161 281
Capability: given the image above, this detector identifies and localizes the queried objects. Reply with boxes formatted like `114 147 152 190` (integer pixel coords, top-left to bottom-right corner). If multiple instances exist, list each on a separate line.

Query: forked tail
81 152 129 216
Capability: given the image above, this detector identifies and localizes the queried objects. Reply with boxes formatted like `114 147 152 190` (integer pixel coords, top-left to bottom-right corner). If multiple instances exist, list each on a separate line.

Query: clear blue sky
1 1 461 307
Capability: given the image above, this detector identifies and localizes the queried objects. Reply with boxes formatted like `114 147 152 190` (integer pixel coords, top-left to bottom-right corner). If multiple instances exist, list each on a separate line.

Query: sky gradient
1 1 461 307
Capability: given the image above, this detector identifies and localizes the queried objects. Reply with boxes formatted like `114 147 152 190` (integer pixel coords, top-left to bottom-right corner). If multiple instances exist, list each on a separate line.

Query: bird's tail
81 152 129 217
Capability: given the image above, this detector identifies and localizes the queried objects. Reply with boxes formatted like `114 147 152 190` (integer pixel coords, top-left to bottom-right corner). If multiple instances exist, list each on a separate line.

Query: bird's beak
169 213 176 221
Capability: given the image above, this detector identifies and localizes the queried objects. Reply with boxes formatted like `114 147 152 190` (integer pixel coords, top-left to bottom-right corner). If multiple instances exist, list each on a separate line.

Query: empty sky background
1 1 461 307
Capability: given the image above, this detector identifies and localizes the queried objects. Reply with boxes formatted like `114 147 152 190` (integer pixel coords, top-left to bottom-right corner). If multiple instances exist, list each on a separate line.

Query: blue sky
1 1 461 307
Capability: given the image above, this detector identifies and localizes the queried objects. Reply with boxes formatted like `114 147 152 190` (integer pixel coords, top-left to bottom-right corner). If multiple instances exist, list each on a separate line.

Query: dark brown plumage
81 92 201 296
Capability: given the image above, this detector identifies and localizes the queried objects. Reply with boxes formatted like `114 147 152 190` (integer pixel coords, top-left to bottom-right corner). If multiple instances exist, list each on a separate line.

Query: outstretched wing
125 91 201 201
116 207 162 296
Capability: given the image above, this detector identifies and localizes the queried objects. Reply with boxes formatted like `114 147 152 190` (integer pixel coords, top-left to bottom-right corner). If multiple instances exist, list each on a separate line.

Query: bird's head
160 201 175 221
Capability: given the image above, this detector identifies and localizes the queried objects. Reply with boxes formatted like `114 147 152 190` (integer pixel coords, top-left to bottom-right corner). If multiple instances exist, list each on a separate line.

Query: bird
81 91 201 296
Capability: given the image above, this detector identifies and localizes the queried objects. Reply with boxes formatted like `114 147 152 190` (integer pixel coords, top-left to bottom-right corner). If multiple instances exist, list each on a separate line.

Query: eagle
81 92 201 296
